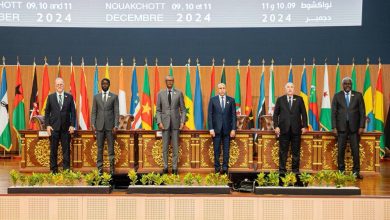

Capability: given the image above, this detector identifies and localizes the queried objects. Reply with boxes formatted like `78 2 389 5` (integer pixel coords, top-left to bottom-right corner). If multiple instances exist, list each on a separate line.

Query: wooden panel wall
1 63 389 153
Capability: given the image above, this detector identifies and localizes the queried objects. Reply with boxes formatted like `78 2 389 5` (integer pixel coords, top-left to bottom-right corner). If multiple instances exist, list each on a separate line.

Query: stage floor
1 158 390 196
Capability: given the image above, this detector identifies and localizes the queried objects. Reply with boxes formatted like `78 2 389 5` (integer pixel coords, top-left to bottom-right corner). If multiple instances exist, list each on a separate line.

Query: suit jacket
208 95 237 135
156 88 186 130
44 92 76 131
91 91 119 131
273 95 308 135
331 90 365 132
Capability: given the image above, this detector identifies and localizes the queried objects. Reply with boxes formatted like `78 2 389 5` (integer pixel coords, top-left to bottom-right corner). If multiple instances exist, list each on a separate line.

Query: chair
118 114 134 130
259 115 274 130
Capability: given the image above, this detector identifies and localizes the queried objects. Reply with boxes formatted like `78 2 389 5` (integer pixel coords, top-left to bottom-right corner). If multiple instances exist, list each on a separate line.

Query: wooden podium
19 130 381 174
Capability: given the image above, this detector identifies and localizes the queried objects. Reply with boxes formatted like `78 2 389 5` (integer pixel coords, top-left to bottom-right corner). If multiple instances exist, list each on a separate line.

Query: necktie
221 96 225 110
345 92 350 107
103 92 107 102
168 90 172 106
58 95 63 109
288 97 292 109
345 92 350 121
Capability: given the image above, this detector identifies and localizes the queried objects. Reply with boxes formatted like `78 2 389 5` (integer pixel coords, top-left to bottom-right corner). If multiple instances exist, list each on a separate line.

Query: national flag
69 61 77 129
79 60 90 130
0 64 12 151
363 62 374 131
374 62 385 158
57 58 62 77
169 61 174 77
141 63 152 130
184 63 195 130
93 63 99 95
12 60 26 154
268 60 275 115
152 62 160 130
28 62 39 130
105 60 110 79
309 62 319 131
234 62 242 115
244 61 254 128
319 63 331 131
220 63 226 85
210 61 215 97
335 61 341 93
130 63 141 129
351 61 357 91
40 61 50 116
256 60 266 129
206 62 216 130
288 61 293 83
118 59 127 115
194 63 204 130
300 62 309 119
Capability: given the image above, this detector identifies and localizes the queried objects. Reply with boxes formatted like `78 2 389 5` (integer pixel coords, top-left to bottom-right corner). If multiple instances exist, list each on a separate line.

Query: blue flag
130 66 141 129
256 65 266 129
93 65 99 95
194 64 204 130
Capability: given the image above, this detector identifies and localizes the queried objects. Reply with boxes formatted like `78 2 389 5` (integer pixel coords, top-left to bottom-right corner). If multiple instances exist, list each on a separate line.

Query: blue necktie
345 92 350 121
345 92 350 107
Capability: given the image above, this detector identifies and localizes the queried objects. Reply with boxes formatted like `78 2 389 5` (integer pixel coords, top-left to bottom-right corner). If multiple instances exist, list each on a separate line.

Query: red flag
40 62 50 116
210 62 215 97
79 62 90 130
141 64 152 130
69 61 77 128
29 62 39 129
152 63 160 130
244 62 254 128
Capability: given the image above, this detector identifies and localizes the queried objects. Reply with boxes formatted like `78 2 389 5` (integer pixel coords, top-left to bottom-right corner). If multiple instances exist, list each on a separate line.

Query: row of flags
0 58 387 159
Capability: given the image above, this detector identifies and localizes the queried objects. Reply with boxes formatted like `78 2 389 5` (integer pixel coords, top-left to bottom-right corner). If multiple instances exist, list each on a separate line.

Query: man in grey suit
156 75 186 175
91 78 119 175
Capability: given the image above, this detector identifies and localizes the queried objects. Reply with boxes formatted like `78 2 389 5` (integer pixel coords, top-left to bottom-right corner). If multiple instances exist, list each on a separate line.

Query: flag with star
12 60 26 154
319 63 331 131
184 63 195 130
130 63 141 129
309 62 319 131
141 63 152 130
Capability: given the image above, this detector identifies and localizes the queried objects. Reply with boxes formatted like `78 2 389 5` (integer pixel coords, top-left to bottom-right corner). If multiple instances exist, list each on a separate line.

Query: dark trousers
279 128 301 174
337 123 360 173
96 130 115 173
213 132 231 171
50 130 71 172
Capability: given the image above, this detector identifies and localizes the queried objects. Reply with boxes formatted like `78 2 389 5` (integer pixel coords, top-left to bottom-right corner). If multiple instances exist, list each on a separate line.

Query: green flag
234 64 241 115
335 62 341 93
319 63 331 131
351 63 357 91
220 64 226 84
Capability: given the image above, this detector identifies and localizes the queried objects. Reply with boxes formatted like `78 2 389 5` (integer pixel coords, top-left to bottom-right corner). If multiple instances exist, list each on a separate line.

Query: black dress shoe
215 169 221 174
162 168 168 174
172 169 178 175
221 169 228 175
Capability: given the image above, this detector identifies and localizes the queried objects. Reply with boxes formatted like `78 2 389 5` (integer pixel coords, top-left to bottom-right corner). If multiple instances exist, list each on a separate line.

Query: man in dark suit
208 83 237 174
91 78 119 175
156 75 187 175
273 82 308 174
332 77 365 179
45 77 76 173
